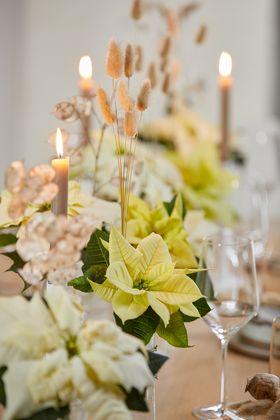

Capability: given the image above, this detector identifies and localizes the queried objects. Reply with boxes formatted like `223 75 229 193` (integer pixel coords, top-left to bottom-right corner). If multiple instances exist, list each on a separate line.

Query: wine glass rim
202 231 254 247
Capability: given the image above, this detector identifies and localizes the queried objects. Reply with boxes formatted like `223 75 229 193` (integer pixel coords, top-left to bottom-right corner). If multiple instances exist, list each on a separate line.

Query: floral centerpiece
0 286 167 420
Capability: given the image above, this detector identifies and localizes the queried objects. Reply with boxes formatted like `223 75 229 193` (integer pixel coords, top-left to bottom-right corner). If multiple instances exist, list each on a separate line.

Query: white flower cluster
5 162 58 218
16 212 100 285
0 286 153 420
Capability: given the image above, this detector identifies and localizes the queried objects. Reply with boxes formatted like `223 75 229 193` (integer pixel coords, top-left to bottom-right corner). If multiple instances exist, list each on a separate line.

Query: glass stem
220 338 229 411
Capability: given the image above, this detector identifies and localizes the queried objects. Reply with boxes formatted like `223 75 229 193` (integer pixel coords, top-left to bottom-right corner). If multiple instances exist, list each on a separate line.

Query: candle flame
56 128 63 158
79 55 92 79
219 52 232 77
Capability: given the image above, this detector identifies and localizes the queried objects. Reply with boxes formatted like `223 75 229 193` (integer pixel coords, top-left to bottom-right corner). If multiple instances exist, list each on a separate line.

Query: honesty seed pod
245 373 280 402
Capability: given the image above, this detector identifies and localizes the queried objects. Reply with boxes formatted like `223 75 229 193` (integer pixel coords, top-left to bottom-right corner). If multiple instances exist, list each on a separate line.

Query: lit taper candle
79 55 93 96
52 128 69 216
219 52 233 162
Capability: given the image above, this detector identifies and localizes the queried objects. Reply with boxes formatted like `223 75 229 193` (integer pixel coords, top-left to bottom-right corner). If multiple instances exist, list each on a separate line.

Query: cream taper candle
218 51 233 162
52 128 69 216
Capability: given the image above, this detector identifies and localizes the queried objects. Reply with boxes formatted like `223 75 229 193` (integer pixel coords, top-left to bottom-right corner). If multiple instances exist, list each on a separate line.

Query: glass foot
192 404 243 419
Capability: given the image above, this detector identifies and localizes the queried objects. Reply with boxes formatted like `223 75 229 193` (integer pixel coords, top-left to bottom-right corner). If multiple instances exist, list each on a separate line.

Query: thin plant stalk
92 124 107 195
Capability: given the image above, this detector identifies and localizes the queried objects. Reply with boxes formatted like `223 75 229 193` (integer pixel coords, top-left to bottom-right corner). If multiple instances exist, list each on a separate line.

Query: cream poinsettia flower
0 287 154 420
91 227 203 326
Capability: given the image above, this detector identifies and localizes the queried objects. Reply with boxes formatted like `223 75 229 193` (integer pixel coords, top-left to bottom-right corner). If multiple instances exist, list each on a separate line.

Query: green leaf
156 311 189 347
114 307 160 345
0 366 7 405
163 194 187 219
68 276 92 293
68 264 107 292
82 229 109 272
0 234 17 248
21 406 70 420
3 251 24 272
180 298 211 322
163 195 177 216
125 387 148 412
147 351 168 376
194 265 214 300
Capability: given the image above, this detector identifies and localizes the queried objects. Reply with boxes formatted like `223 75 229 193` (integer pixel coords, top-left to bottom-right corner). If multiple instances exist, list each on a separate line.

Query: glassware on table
269 316 280 377
192 230 260 419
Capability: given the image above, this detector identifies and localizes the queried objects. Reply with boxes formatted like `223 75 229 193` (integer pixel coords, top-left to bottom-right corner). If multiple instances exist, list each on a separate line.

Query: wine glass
269 316 280 377
192 230 260 419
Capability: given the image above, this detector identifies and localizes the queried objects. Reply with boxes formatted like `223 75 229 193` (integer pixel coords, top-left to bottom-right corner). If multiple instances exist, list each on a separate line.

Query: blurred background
0 0 279 213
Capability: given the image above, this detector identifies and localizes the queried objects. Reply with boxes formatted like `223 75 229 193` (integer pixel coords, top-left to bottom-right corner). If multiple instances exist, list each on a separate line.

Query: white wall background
0 0 279 217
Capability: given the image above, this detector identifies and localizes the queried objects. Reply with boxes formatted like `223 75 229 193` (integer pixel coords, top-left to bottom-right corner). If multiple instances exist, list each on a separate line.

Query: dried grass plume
179 3 200 20
147 62 157 89
131 0 143 20
162 72 171 94
117 80 135 112
124 110 138 137
196 24 208 44
137 79 151 111
106 39 123 79
135 45 144 71
97 87 116 124
124 43 135 78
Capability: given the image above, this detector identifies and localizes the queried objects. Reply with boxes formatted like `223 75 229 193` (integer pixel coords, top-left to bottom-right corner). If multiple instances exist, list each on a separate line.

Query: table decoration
219 51 233 162
0 286 167 420
51 128 69 216
231 373 280 419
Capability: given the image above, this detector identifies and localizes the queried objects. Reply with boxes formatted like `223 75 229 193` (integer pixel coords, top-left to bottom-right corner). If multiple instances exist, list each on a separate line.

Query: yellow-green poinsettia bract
90 226 203 327
126 194 198 269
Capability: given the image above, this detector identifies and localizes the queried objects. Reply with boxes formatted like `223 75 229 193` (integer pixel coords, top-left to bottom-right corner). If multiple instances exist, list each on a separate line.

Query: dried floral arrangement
0 286 167 420
54 38 152 237
232 373 280 419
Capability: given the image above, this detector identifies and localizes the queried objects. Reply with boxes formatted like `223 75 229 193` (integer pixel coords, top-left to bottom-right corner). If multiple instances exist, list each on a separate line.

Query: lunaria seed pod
245 373 280 402
53 101 77 122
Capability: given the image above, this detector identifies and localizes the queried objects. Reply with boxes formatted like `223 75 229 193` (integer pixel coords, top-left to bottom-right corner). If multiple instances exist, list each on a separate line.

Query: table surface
1 234 280 420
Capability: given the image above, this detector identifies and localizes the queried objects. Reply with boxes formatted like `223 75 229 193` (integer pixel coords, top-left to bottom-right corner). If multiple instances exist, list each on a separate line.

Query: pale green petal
106 262 143 295
180 302 201 318
145 262 175 283
171 194 184 219
137 233 171 274
147 293 170 327
109 226 142 277
89 279 117 302
152 274 203 305
112 290 148 323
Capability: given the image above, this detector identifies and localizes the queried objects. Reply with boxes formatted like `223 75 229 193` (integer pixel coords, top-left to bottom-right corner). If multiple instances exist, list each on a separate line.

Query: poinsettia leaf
163 194 187 219
194 267 214 300
147 351 168 376
180 297 211 322
0 366 7 405
193 297 211 317
3 251 25 272
156 311 189 347
163 195 177 216
68 276 92 293
21 406 70 420
114 307 160 345
125 387 148 412
82 229 109 272
0 234 17 248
